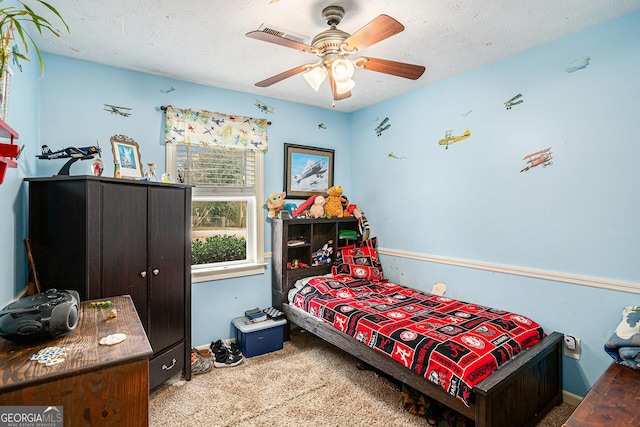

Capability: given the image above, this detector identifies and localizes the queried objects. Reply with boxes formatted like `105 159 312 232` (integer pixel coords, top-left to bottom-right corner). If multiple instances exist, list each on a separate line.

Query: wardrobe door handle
153 269 159 276
140 271 147 278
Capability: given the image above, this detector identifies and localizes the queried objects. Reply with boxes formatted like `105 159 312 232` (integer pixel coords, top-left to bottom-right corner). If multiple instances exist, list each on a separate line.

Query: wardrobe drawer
149 342 185 390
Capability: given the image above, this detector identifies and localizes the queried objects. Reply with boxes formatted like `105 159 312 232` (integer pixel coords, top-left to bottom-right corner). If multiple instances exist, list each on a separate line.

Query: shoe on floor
211 340 244 368
210 339 225 353
190 348 213 374
210 339 243 357
227 341 243 357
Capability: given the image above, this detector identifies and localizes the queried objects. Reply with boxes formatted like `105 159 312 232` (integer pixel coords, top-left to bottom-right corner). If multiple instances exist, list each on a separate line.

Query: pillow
331 237 384 281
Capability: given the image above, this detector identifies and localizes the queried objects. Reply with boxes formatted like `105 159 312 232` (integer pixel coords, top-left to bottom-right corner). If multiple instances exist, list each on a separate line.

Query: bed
281 238 563 427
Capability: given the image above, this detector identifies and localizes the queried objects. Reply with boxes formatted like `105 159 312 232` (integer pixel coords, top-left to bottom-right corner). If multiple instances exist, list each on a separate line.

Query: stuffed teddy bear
309 195 325 218
264 191 286 218
324 185 344 218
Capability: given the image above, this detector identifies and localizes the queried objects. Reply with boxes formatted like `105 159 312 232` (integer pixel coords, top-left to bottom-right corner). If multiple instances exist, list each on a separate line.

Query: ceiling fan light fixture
335 78 355 95
303 66 327 91
331 58 354 83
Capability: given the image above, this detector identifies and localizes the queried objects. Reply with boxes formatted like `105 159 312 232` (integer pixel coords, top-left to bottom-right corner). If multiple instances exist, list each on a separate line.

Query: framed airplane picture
111 134 143 178
284 143 334 199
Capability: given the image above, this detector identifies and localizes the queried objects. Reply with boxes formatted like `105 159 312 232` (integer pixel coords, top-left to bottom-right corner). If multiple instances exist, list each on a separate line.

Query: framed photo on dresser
111 134 143 178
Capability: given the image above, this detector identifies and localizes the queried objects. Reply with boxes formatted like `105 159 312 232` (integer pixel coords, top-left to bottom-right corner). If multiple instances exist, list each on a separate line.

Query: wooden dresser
0 295 153 426
563 362 640 426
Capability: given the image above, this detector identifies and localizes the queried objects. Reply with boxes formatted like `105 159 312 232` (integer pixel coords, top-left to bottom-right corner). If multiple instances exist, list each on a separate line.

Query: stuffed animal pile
267 186 368 240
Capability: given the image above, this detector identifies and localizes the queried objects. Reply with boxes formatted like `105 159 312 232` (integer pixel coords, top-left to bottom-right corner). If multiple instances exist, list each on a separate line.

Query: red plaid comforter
291 275 545 407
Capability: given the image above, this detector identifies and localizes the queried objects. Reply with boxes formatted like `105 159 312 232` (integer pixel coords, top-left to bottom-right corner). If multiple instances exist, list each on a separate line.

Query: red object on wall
0 117 19 184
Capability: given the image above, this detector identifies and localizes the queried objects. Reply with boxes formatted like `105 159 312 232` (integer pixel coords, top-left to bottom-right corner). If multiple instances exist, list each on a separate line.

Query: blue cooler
231 316 287 358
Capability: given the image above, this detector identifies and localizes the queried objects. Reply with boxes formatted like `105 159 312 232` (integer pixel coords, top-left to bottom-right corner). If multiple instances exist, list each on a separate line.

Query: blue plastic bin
231 316 287 358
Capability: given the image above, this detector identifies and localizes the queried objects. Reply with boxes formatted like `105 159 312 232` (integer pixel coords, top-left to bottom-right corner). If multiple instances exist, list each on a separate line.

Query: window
167 143 265 282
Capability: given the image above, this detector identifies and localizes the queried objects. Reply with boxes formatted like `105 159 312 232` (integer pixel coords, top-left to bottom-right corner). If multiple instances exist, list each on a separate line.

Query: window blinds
176 144 256 188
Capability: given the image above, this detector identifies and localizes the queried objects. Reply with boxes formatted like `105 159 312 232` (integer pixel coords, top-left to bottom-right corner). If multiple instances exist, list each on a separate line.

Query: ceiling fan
246 5 426 102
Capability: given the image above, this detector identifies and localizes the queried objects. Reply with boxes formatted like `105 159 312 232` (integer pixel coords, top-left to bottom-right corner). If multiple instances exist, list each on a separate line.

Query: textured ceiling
29 0 640 112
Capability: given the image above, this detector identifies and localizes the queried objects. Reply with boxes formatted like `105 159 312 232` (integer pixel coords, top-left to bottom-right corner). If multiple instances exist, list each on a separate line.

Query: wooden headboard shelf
271 216 359 309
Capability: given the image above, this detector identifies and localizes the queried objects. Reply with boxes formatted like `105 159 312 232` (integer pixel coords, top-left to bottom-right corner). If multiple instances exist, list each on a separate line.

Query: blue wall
1 9 638 400
350 13 639 281
34 55 352 345
349 11 640 397
0 2 41 306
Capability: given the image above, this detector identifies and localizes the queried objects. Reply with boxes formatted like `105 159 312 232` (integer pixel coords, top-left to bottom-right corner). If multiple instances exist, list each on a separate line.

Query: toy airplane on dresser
37 144 100 160
36 144 102 176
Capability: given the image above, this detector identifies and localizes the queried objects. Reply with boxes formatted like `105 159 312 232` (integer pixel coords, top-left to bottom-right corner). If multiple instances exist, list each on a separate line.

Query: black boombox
0 289 80 342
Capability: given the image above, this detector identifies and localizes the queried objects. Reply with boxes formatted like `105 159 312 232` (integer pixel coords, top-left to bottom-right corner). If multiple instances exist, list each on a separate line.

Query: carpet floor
149 329 575 426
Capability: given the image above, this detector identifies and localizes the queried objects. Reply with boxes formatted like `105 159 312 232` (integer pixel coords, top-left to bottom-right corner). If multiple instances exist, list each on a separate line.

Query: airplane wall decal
520 147 553 172
375 117 390 136
438 129 471 149
255 99 276 114
505 94 523 110
103 104 132 117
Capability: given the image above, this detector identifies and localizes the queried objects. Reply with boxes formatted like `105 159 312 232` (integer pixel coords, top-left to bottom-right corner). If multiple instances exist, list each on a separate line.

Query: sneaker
227 341 243 357
211 340 244 368
190 348 212 374
210 339 225 353
210 339 243 357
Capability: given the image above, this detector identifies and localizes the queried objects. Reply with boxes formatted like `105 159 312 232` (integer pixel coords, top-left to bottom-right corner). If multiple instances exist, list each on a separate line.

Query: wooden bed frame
284 303 563 427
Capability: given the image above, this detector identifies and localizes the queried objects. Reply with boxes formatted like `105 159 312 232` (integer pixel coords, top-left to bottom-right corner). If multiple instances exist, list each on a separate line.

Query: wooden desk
563 362 640 426
0 295 153 426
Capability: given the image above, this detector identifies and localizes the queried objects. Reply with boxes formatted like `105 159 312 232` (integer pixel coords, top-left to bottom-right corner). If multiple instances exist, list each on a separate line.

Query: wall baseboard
378 248 639 295
563 390 582 406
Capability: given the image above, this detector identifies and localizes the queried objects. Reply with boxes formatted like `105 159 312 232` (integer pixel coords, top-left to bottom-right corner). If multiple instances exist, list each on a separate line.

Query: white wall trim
378 248 640 295
562 390 582 407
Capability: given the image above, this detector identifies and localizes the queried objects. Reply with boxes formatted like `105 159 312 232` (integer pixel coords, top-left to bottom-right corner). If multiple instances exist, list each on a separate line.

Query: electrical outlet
563 335 581 360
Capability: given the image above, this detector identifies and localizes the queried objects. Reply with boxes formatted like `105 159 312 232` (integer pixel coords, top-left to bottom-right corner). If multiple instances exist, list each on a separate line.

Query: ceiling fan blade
343 15 404 52
358 57 425 80
255 65 309 87
246 29 313 53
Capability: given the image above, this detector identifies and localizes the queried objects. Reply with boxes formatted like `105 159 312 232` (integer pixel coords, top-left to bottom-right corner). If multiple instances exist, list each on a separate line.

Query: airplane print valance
164 105 268 152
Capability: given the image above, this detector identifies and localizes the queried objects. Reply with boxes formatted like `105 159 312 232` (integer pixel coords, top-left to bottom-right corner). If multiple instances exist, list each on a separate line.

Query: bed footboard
473 330 563 427
283 303 563 427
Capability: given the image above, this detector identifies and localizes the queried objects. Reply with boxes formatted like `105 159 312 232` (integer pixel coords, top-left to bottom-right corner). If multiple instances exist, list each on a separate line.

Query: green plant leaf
0 1 70 77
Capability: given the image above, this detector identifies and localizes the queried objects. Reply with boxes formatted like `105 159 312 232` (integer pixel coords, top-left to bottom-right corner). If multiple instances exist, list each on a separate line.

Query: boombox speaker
0 289 80 342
